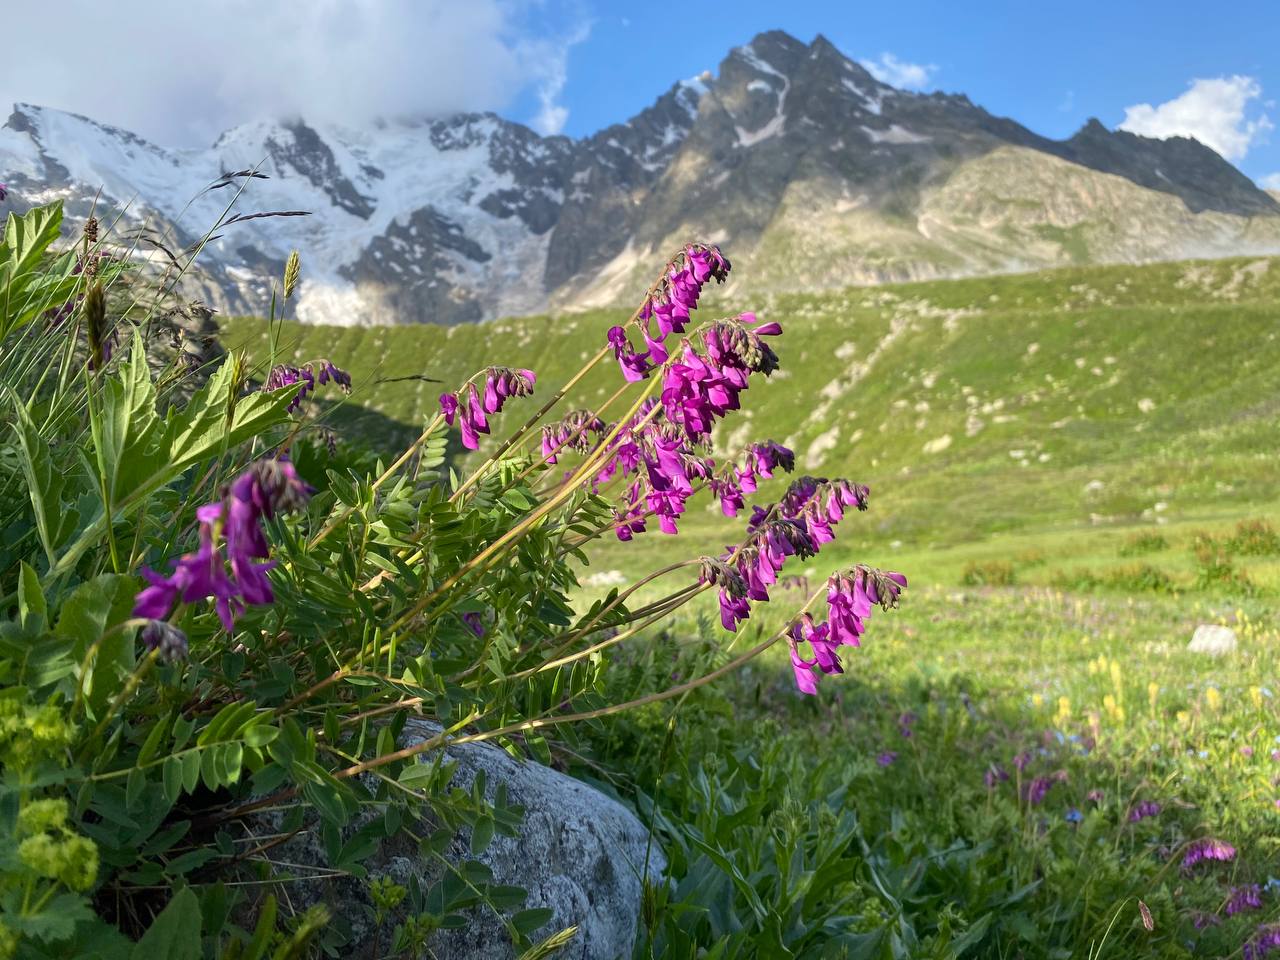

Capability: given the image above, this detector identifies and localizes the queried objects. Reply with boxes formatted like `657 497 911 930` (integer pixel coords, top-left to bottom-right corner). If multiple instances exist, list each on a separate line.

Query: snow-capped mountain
3 30 1278 326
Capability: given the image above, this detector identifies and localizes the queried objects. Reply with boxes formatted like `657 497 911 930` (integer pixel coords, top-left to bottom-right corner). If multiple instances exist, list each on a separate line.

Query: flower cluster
606 423 716 538
708 441 794 517
1128 800 1161 822
751 477 870 546
134 458 312 633
1183 837 1236 869
660 316 781 444
1228 885 1264 916
787 566 907 694
439 366 536 450
606 243 730 381
1246 926 1280 959
540 410 606 464
265 358 352 413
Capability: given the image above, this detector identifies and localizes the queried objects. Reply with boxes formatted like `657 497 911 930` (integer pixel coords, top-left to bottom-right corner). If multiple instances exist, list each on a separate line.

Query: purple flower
461 612 486 637
439 392 459 424
1243 745 1256 758
133 458 312 633
1128 800 1161 822
876 752 897 767
658 317 781 444
1013 751 1033 772
0 184 8 202
786 613 841 694
984 765 1009 788
1228 885 1264 916
607 326 652 382
631 243 730 364
1086 789 1105 804
263 358 353 414
1246 926 1280 959
440 367 535 450
1183 837 1237 868
826 566 905 649
1024 776 1053 805
790 646 819 695
540 410 605 465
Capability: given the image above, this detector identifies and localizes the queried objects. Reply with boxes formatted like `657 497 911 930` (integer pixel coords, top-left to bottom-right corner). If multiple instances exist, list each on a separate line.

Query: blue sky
510 0 1280 186
5 1 1277 186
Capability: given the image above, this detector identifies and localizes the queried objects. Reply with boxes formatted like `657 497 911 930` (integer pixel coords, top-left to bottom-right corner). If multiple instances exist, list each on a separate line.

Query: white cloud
0 0 589 146
1260 173 1280 191
1118 76 1273 161
859 53 936 91
528 21 590 136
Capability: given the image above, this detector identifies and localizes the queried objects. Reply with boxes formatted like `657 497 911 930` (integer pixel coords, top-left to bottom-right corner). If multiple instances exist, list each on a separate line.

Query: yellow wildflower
1206 687 1222 712
1056 696 1071 726
1148 682 1159 710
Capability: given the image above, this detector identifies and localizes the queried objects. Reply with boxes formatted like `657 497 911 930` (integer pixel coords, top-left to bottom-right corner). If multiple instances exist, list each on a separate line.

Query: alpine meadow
3 15 1280 960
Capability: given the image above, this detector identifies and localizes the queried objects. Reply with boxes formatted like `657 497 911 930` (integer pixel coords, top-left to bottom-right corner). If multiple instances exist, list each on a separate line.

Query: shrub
1228 518 1280 557
0 196 906 954
1105 563 1176 593
1193 540 1254 594
961 560 1016 587
1119 530 1168 556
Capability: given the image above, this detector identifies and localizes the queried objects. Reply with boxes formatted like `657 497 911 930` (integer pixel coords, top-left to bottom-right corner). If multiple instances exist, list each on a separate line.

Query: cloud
0 0 589 146
1260 173 1280 191
528 21 591 136
859 53 936 91
1118 76 1273 161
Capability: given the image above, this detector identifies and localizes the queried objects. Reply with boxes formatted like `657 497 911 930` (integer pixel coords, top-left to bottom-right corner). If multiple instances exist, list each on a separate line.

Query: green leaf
132 886 201 960
470 817 495 856
4 202 63 281
8 396 75 564
243 895 278 960
59 574 134 715
17 561 46 632
90 331 162 509
511 908 555 936
0 202 64 337
162 756 182 804
1 889 92 942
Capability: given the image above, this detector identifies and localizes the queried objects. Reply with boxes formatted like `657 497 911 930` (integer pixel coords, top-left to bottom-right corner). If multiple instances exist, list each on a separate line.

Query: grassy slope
219 256 1280 954
222 254 1280 576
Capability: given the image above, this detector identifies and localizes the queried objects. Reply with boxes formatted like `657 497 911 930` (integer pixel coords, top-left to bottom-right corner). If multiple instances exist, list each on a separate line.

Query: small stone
1188 625 1238 656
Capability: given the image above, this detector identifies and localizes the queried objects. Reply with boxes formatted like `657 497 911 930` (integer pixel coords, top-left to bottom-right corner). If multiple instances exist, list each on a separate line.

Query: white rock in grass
1188 625 1238 656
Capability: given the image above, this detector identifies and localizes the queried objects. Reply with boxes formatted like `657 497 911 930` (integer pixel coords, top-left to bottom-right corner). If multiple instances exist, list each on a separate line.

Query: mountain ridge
2 29 1278 326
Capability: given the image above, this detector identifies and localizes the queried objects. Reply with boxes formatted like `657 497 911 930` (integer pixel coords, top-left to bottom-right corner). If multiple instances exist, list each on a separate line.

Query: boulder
1188 624 1238 656
244 719 662 959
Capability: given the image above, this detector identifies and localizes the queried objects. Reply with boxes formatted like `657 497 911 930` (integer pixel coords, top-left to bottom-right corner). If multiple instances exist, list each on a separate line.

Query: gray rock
244 719 662 960
1188 624 1238 656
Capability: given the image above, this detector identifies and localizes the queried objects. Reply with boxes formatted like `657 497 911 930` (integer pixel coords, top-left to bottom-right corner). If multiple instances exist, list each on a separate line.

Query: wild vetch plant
0 190 902 955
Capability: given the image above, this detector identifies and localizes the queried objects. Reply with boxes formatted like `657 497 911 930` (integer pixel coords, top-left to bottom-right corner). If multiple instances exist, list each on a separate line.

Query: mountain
3 30 1279 326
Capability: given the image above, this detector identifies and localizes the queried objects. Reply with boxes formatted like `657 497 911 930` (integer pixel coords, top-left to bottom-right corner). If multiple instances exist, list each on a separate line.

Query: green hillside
221 255 1280 574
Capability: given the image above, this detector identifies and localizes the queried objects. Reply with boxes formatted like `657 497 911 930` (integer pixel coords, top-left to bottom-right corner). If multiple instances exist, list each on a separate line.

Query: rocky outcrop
245 720 662 959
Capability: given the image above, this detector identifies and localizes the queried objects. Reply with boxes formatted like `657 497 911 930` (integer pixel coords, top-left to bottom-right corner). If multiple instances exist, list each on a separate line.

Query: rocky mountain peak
2 30 1278 327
